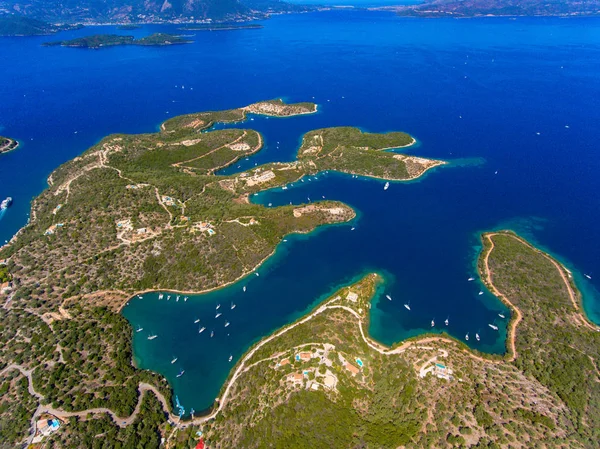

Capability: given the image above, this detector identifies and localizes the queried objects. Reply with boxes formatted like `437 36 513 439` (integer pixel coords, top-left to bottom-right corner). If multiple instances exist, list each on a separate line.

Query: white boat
231 303 236 310
255 273 260 277
468 277 475 281
584 274 592 280
431 319 435 327
476 333 480 341
498 313 505 319
199 326 206 333
137 295 143 299
158 294 164 300
488 324 499 331
384 182 389 190
224 321 230 328
167 295 171 301
194 319 200 324
243 286 246 292
184 296 188 302
404 303 411 311
282 186 288 190
136 326 143 333
351 227 355 231
465 333 469 341
176 295 180 302
0 197 12 210
215 312 222 318
386 295 392 301
176 370 185 378
283 239 288 242
444 317 449 326
228 355 233 362
148 335 157 340
216 304 221 310
171 357 178 364
210 331 214 337
478 291 484 296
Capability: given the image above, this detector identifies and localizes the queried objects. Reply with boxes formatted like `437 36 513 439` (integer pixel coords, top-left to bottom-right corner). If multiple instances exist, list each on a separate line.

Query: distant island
388 0 600 18
0 136 18 155
43 33 192 48
0 15 83 36
179 23 263 31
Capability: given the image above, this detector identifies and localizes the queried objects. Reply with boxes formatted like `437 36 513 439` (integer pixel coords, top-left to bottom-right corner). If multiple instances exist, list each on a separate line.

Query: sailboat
177 370 185 378
498 313 505 319
199 326 206 333
255 272 260 277
478 291 484 296
224 321 230 328
584 274 592 280
468 277 475 281
488 323 499 331
171 357 178 364
184 296 188 302
444 317 449 326
404 302 411 311
210 330 214 338
216 304 221 310
176 295 180 302
386 294 392 301
136 326 143 333
465 333 469 341
243 286 246 292
384 182 390 190
431 319 435 327
231 303 236 310
228 355 233 362
215 312 222 319
475 332 480 341
148 334 157 340
350 227 355 231
167 295 171 300
194 318 200 324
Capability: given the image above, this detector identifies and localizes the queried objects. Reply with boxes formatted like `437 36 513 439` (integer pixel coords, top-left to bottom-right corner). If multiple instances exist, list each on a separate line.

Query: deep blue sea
1 11 600 415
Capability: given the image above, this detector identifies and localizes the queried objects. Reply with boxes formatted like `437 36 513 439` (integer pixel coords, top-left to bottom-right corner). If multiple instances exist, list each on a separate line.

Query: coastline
338 159 447 182
0 137 19 155
116 206 356 312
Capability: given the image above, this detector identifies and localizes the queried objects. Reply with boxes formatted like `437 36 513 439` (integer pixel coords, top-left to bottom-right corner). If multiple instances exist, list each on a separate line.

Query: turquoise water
2 11 600 415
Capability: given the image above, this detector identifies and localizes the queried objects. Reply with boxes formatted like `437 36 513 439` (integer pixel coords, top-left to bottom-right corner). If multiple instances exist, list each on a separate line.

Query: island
178 23 264 31
0 136 18 155
0 15 83 37
42 33 192 48
388 0 600 18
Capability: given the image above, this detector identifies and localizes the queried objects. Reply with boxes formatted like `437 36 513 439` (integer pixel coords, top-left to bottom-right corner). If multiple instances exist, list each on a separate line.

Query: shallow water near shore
2 11 600 415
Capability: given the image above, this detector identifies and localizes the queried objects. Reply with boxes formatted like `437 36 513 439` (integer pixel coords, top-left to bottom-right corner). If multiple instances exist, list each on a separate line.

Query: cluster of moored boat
139 287 245 373
385 275 509 342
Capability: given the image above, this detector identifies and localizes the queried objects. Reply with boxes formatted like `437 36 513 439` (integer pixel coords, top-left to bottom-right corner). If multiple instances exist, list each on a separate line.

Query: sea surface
1 11 600 416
